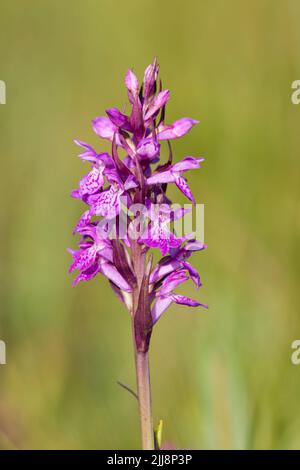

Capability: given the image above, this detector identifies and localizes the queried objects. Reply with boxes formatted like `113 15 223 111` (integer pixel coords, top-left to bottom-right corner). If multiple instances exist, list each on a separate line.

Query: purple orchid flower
69 59 207 450
70 57 206 336
139 203 189 256
136 138 160 161
149 239 207 286
151 268 208 324
147 156 204 204
157 118 199 140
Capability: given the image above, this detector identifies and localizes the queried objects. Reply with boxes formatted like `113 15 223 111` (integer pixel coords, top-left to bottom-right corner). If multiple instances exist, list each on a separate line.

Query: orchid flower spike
68 59 207 450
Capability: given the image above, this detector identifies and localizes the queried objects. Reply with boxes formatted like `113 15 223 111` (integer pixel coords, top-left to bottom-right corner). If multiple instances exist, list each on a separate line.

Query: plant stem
131 240 154 449
134 347 154 450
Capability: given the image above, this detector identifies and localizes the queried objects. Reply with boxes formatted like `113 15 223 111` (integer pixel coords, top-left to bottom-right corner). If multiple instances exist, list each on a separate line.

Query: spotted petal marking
174 174 195 204
79 167 104 195
69 245 98 273
91 186 123 219
169 294 208 308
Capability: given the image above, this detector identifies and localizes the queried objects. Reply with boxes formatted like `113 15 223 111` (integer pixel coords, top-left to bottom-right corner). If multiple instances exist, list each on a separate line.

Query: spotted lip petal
144 90 170 122
139 204 184 256
74 140 99 162
89 186 124 219
159 269 189 295
125 69 139 104
151 296 173 324
79 167 104 195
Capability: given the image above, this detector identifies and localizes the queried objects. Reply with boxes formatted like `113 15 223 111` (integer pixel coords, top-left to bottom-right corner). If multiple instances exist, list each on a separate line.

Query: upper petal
151 296 173 325
147 170 175 185
175 175 196 204
158 118 199 140
125 69 139 104
137 138 160 161
169 293 208 308
79 167 104 195
144 90 170 121
92 116 117 141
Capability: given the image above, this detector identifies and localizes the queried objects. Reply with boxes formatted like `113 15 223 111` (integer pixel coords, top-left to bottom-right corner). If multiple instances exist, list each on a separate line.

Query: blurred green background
0 0 300 450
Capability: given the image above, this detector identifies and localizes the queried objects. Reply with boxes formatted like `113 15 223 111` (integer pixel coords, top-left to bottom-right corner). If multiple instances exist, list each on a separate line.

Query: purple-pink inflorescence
69 59 207 352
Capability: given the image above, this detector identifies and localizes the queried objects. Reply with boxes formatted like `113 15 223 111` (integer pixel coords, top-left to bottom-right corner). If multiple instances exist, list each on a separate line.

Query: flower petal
144 90 170 121
172 156 204 172
79 167 104 195
147 170 175 185
169 294 208 308
69 245 98 273
92 116 120 143
150 258 181 284
182 261 201 288
171 207 191 221
160 269 189 294
137 138 160 161
71 189 81 199
124 175 138 190
184 240 207 252
151 296 173 324
74 140 99 162
100 260 132 292
72 262 100 287
90 186 123 219
106 107 131 131
143 59 159 99
73 210 92 234
158 118 199 140
175 175 196 204
130 96 144 138
125 69 139 104
141 226 182 256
